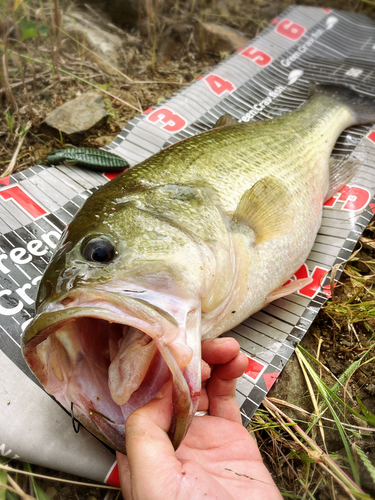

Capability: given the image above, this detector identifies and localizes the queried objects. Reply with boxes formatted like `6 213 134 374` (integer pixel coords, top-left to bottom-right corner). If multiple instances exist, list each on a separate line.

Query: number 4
204 74 235 95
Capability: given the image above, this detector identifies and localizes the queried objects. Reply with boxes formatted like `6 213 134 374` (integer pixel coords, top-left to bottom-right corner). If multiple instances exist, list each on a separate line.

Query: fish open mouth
22 289 201 453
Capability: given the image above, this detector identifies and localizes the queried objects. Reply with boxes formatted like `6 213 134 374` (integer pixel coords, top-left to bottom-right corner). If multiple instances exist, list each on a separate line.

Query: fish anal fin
213 113 239 128
233 177 294 243
264 277 313 306
325 157 360 202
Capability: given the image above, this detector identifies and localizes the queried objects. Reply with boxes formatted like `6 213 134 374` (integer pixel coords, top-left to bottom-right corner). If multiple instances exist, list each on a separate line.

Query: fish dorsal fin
213 113 239 128
325 156 360 202
233 176 294 243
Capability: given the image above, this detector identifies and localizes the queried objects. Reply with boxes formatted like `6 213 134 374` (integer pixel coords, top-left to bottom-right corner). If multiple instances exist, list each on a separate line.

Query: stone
75 0 139 28
194 22 248 56
88 135 117 148
158 24 193 62
44 93 107 144
268 352 311 421
63 11 124 76
45 486 58 500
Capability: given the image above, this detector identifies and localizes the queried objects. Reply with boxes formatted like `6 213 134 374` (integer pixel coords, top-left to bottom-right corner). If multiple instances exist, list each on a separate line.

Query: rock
268 351 311 421
75 0 139 28
63 11 124 76
45 486 57 499
194 22 248 56
158 24 193 62
87 135 117 148
44 93 107 144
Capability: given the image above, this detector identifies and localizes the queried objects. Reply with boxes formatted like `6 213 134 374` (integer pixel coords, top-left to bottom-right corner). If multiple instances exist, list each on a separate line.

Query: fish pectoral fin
213 113 239 128
233 176 294 243
325 157 361 202
264 277 313 305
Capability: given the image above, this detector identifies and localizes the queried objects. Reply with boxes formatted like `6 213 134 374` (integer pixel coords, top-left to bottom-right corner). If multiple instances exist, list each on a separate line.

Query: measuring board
1 5 375 485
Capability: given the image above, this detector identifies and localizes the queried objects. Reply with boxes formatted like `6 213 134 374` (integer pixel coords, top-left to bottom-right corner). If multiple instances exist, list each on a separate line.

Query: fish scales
22 84 375 453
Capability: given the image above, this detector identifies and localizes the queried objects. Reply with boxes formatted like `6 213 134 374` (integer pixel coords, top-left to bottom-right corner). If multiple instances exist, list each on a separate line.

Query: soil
1 0 375 499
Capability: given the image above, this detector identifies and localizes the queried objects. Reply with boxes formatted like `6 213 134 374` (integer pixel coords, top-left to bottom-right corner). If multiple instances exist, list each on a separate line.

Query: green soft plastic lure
46 148 129 172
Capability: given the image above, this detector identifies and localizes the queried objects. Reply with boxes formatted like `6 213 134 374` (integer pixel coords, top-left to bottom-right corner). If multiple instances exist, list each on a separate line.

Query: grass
252 341 375 498
251 239 375 498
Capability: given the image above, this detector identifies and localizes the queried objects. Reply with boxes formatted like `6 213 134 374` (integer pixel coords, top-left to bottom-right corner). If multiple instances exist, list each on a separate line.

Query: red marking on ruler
0 186 46 218
148 108 186 132
240 46 272 67
104 171 125 181
204 74 235 95
0 176 10 185
245 357 265 381
105 462 120 487
322 283 335 298
324 185 370 211
263 372 280 391
276 19 305 40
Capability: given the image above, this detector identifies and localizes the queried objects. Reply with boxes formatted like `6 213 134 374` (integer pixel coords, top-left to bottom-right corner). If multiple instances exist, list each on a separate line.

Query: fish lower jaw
23 307 192 453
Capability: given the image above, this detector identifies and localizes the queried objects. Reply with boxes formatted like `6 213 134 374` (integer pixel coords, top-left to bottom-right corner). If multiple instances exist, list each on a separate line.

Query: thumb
119 380 178 498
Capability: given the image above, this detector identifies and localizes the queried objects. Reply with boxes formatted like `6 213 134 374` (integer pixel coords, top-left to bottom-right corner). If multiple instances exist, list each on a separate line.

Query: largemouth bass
21 84 375 453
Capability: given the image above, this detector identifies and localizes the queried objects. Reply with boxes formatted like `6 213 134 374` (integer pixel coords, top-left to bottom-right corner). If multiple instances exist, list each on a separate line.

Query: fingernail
213 337 229 344
154 380 171 399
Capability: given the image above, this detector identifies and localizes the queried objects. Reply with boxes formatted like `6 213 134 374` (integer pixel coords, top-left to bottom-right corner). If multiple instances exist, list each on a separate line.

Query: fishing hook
71 402 81 434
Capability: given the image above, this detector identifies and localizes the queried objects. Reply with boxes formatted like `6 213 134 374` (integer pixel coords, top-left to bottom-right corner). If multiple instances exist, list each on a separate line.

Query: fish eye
81 238 116 263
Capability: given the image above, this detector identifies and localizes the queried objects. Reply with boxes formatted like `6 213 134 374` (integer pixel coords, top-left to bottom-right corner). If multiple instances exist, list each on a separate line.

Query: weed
4 109 14 136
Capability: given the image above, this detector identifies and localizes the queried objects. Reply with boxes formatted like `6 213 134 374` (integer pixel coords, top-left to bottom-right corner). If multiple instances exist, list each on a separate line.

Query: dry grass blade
267 397 375 433
0 481 34 500
7 474 34 500
5 47 143 112
295 348 326 447
57 23 134 83
262 398 371 500
329 246 363 299
1 121 32 178
2 52 18 112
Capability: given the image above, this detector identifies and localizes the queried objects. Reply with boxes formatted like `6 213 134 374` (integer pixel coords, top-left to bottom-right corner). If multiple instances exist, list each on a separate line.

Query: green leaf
300 453 317 464
6 492 18 500
23 463 49 500
356 445 375 485
38 25 49 37
19 19 49 40
0 467 7 500
20 19 38 40
33 481 50 500
356 395 375 426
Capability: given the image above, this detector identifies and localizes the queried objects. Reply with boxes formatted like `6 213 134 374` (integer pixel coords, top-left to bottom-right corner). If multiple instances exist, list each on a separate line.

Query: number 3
148 108 186 132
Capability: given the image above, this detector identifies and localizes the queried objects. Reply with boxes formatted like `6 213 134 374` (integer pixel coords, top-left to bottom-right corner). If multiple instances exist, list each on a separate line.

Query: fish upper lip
23 288 178 349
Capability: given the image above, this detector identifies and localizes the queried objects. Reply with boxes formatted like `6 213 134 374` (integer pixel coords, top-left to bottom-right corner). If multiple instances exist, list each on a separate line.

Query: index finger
201 337 241 365
207 351 248 424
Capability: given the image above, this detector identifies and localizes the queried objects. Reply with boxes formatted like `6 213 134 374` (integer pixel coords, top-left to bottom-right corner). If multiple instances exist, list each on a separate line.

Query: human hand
117 337 282 500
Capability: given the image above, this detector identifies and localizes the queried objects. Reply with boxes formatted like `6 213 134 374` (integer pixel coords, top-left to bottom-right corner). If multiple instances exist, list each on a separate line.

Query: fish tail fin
309 82 375 125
